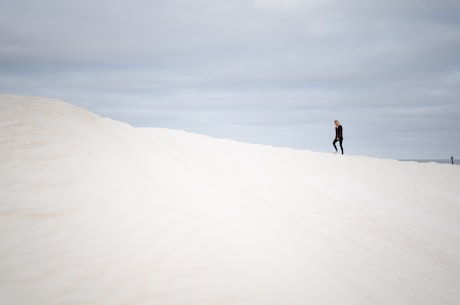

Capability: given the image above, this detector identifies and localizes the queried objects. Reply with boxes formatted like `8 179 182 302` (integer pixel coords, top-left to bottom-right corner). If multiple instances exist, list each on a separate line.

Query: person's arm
338 126 343 138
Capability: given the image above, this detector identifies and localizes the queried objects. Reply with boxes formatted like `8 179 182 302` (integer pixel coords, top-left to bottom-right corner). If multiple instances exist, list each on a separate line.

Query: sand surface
1 95 460 304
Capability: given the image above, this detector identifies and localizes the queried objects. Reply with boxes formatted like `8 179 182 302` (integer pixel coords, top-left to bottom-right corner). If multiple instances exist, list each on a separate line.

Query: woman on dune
333 120 343 154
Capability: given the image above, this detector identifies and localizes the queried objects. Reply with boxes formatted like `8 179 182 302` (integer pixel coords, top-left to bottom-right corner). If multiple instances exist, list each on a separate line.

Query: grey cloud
0 0 459 158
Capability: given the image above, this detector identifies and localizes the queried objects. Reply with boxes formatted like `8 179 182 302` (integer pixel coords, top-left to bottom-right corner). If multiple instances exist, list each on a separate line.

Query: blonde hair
334 120 340 125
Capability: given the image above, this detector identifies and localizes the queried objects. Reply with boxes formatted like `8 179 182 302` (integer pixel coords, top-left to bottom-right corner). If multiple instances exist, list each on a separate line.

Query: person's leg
339 139 343 154
333 139 338 152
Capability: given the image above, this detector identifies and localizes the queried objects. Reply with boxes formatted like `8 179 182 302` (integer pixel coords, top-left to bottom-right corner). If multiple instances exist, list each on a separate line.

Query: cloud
0 0 459 158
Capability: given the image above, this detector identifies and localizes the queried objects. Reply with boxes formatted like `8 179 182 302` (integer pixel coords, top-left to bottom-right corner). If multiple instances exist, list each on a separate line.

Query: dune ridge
1 94 459 305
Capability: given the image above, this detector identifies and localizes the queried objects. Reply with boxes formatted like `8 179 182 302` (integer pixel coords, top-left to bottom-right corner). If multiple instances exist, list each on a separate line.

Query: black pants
333 138 343 154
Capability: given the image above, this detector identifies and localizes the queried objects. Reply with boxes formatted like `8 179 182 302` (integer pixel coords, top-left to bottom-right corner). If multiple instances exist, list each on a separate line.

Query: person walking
333 120 344 154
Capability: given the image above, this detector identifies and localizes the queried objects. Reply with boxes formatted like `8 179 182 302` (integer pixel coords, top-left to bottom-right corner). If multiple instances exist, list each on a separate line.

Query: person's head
334 120 340 127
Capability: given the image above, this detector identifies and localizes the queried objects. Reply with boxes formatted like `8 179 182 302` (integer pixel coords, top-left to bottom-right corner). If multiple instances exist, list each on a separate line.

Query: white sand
1 94 459 305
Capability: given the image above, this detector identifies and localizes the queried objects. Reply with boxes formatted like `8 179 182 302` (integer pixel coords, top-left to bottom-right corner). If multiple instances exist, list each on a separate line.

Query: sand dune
1 94 459 305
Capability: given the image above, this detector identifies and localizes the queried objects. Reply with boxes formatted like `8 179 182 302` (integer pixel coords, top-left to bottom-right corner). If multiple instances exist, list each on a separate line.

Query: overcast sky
1 0 459 159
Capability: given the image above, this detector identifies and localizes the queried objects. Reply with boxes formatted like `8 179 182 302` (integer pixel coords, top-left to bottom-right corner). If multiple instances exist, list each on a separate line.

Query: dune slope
1 95 459 305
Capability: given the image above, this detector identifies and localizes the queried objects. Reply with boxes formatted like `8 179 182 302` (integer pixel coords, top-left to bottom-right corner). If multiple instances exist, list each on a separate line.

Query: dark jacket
335 125 343 139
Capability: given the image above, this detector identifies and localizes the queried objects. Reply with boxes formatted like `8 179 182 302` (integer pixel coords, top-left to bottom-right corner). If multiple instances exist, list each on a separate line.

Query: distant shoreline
399 159 457 165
